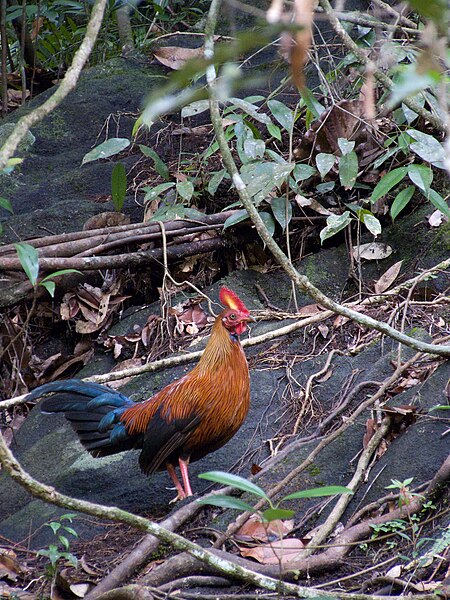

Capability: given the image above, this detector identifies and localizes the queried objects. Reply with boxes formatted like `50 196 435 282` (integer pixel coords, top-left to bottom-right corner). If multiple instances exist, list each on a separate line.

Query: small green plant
197 470 352 522
14 242 81 297
37 514 78 578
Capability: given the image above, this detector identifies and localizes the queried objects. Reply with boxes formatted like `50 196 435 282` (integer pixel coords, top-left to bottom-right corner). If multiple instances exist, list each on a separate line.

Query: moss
308 464 322 477
36 111 69 142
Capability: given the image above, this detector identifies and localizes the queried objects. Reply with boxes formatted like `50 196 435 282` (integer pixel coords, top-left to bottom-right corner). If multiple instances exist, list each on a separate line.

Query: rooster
26 287 254 501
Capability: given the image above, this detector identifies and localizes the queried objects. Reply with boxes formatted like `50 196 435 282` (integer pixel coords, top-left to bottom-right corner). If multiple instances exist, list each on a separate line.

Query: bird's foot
169 491 186 504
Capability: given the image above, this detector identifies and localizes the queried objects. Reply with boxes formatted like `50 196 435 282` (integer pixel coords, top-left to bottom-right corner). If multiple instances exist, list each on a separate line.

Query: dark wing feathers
138 408 201 474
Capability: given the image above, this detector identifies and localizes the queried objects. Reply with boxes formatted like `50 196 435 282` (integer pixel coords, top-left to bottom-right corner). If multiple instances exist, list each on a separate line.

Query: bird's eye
229 313 237 320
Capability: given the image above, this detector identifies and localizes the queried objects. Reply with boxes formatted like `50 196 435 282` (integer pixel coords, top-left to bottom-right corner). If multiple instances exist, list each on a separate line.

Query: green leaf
40 281 56 297
300 87 325 119
316 181 335 194
181 100 210 118
230 97 272 125
139 145 171 181
240 162 294 205
337 138 355 155
243 137 266 160
259 211 276 238
111 162 127 211
427 189 450 219
267 99 294 131
406 129 446 169
282 485 353 501
81 138 130 165
64 552 78 568
391 186 415 221
319 212 352 243
62 526 78 537
48 522 61 534
197 494 256 512
223 209 249 230
198 471 269 500
339 151 358 190
208 170 226 195
293 163 317 182
261 508 295 522
406 0 447 34
38 544 61 567
387 65 440 109
40 269 82 282
407 164 433 193
176 180 194 201
267 122 282 141
14 243 39 286
271 197 292 231
371 167 408 203
362 213 381 236
142 182 175 202
58 535 70 550
0 197 13 213
316 153 335 179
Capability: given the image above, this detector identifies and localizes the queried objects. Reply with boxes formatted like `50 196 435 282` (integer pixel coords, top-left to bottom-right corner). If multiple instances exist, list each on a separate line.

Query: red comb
219 287 249 314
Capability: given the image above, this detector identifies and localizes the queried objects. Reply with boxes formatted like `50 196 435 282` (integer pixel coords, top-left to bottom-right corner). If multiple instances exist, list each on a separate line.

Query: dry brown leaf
239 538 304 564
296 303 323 317
318 323 329 338
153 46 204 70
235 515 294 543
295 194 332 215
374 260 403 294
333 314 350 327
363 418 377 448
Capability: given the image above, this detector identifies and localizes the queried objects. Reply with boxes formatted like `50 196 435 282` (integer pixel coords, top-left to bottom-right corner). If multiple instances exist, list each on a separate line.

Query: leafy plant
37 514 78 578
197 470 352 522
14 242 81 297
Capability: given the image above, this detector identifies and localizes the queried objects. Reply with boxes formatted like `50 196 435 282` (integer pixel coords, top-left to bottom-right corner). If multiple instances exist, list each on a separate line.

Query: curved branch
0 0 108 170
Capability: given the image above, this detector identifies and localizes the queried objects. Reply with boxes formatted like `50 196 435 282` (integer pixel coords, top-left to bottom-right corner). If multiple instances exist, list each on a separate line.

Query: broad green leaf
316 181 335 194
176 180 194 201
48 522 61 534
337 138 355 155
198 471 269 500
1 157 22 175
243 137 266 160
316 153 335 179
427 189 450 219
197 495 255 512
0 197 13 213
111 163 127 211
40 281 54 297
240 162 294 205
139 145 170 181
407 164 433 193
362 213 382 236
371 167 408 203
40 269 82 282
271 197 292 231
391 186 415 221
262 508 295 522
208 170 226 195
230 97 272 125
282 485 353 501
14 243 39 286
267 122 282 141
407 129 446 169
181 100 210 118
320 212 351 243
82 138 130 165
406 0 447 34
267 99 294 131
223 209 249 229
387 65 440 109
149 204 185 221
62 526 78 537
58 535 70 550
300 87 325 119
142 182 175 202
293 164 317 181
259 211 276 238
339 151 358 190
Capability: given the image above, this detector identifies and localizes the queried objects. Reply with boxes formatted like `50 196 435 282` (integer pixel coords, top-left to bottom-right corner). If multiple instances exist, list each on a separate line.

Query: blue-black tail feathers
28 380 139 457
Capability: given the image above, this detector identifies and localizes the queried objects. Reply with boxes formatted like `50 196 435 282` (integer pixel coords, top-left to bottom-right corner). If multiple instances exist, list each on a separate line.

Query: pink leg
166 463 186 501
179 457 193 497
